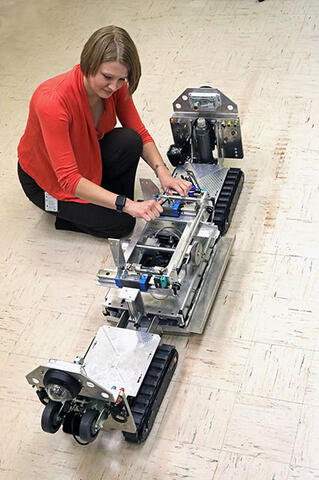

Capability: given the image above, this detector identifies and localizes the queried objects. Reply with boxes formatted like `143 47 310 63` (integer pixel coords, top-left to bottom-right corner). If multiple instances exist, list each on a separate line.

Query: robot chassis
26 87 244 445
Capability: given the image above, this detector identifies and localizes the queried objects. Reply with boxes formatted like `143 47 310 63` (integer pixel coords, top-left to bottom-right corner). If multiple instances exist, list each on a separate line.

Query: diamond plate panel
174 162 228 198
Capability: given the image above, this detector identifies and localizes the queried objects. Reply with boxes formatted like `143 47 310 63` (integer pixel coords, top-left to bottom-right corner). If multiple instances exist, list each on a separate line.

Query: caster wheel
79 410 100 443
41 401 62 433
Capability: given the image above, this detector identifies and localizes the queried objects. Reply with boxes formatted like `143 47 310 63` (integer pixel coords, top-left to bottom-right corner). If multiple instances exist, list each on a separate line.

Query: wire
154 226 181 240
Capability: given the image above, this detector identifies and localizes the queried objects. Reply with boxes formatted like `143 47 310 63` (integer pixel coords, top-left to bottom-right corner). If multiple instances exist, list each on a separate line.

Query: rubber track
213 168 244 234
123 344 178 443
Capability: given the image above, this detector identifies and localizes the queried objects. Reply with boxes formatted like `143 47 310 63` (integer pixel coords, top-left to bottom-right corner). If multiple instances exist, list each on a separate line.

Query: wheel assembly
78 409 101 443
41 401 63 434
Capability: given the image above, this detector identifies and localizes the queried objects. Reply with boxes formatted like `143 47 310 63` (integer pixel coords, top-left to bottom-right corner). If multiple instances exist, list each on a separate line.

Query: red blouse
18 64 153 202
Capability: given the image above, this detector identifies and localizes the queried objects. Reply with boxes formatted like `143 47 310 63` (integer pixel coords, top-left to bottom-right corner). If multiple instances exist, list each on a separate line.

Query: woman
17 25 191 238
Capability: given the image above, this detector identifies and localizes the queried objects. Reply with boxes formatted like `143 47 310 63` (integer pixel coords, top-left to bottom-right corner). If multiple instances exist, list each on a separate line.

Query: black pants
18 127 143 238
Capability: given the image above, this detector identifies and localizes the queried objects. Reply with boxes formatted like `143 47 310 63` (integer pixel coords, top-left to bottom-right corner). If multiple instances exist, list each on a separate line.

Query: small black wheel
41 401 63 434
78 409 100 443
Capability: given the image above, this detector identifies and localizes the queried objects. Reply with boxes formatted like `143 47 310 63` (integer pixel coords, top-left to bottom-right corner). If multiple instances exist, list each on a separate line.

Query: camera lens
46 383 73 402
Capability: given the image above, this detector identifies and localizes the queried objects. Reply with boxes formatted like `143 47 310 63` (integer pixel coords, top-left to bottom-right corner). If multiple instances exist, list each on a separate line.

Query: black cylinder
195 118 213 163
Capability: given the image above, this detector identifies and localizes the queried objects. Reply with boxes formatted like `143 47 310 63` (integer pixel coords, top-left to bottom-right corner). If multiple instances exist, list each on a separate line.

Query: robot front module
26 87 244 445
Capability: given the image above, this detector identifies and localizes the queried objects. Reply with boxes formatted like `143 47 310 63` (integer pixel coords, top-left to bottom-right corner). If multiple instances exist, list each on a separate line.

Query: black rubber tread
213 168 244 234
123 344 178 444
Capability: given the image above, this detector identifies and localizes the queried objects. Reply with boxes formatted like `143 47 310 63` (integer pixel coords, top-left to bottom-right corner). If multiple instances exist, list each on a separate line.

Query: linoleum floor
0 1 319 479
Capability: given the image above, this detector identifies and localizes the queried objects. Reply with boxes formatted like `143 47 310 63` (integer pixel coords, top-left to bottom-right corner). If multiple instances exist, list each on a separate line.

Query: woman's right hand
124 199 163 221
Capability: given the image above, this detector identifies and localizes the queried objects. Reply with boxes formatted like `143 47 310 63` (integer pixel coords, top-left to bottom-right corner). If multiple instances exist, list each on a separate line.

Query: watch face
116 195 126 211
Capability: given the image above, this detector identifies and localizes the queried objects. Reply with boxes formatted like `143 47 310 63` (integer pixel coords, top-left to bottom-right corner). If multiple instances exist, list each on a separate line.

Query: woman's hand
124 198 163 221
141 142 192 196
157 169 192 196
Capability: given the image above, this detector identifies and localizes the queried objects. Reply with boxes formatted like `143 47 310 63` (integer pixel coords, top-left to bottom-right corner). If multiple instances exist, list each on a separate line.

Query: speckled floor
1 1 319 479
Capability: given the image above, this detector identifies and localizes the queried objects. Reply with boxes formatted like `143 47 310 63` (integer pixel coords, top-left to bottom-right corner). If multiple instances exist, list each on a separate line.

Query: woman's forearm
141 142 169 177
74 176 163 220
74 177 119 209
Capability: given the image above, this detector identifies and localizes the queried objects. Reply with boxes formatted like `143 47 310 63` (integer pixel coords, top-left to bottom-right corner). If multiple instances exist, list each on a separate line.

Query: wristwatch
115 194 127 212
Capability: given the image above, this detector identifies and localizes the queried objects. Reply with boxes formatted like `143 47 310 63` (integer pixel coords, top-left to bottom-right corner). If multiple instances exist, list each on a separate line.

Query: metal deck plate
154 236 234 335
175 162 228 198
185 235 234 334
83 326 161 397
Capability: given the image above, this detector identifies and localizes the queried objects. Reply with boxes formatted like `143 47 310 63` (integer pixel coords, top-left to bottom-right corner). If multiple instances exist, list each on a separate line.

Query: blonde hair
80 26 141 95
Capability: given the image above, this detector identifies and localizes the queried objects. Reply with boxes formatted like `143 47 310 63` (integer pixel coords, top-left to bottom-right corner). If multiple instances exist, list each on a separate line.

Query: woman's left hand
158 169 192 196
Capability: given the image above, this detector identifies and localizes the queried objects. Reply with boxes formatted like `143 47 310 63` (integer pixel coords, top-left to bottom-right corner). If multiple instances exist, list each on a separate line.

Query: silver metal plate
140 178 161 200
83 326 161 397
26 360 118 403
172 87 239 117
174 162 228 199
185 235 234 334
152 236 235 335
188 91 222 111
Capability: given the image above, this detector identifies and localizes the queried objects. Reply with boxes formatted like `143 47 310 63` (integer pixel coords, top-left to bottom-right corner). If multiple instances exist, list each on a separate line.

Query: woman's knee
120 127 143 157
115 214 136 238
100 127 143 161
93 213 136 239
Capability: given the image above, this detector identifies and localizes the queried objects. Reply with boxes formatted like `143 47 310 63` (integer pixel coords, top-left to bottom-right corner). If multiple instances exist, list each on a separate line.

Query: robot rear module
26 87 244 445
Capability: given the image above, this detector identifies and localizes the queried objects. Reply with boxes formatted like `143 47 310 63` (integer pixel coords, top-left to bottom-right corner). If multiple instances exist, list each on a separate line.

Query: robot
26 87 244 445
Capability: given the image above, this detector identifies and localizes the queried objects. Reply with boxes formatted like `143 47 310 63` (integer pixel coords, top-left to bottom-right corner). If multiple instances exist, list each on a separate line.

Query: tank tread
213 167 244 234
123 344 178 443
